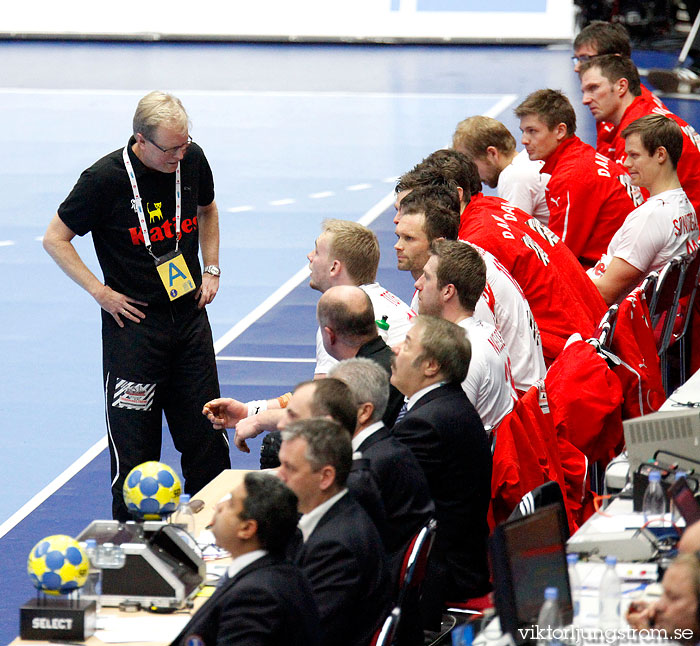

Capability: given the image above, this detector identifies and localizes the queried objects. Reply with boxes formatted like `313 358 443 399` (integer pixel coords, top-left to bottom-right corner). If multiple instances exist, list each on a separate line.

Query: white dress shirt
298 489 348 542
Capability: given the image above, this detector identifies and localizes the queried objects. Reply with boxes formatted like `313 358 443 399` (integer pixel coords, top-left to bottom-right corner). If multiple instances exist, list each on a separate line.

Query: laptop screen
490 503 573 644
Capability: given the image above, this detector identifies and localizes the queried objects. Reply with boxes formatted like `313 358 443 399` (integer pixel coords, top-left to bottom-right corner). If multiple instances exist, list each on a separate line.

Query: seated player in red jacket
514 89 643 268
395 149 607 364
579 54 700 213
572 20 667 154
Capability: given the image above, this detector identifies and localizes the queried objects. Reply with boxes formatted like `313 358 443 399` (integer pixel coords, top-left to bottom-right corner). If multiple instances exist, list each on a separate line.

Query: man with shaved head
317 285 403 426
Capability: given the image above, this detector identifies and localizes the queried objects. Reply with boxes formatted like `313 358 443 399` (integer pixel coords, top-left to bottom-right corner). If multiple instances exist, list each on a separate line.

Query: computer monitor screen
490 503 573 644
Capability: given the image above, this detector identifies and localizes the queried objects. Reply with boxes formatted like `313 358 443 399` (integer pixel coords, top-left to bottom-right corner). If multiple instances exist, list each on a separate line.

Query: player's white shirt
411 242 545 392
466 242 547 393
410 288 419 315
588 188 699 279
498 150 551 226
315 281 416 375
458 317 517 430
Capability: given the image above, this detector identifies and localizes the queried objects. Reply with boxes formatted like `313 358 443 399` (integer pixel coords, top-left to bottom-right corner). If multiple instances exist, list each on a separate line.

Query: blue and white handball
123 461 182 519
27 534 89 595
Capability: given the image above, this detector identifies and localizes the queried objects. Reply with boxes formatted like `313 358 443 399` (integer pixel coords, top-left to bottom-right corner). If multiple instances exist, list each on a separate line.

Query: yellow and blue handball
123 461 182 520
27 535 89 595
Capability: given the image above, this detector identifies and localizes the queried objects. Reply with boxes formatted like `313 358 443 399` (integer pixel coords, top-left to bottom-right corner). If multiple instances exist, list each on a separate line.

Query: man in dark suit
279 418 391 646
317 284 405 426
328 356 434 560
330 357 434 646
170 472 320 646
390 315 492 629
278 378 388 542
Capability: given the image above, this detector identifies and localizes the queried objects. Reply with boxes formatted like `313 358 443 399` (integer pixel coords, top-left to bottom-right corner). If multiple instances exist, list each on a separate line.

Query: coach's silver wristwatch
203 265 221 277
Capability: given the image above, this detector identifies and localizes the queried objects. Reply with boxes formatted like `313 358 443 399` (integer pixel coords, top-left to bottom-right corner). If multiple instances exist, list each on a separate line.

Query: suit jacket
392 382 492 598
292 493 391 646
170 553 320 646
356 426 434 558
347 455 389 545
356 336 404 427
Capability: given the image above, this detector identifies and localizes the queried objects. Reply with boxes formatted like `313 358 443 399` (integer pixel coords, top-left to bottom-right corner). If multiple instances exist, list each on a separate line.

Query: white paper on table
94 614 191 643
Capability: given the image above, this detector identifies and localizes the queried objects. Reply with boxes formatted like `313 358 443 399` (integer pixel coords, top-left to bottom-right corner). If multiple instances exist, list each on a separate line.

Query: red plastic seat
593 304 619 352
397 518 437 605
650 254 699 393
673 252 700 383
445 591 495 615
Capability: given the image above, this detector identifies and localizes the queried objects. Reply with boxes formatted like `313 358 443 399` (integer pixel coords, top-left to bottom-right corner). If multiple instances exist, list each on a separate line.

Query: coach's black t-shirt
58 138 214 305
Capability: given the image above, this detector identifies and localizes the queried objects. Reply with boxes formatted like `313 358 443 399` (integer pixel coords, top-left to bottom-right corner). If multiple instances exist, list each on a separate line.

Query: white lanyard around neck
123 145 181 261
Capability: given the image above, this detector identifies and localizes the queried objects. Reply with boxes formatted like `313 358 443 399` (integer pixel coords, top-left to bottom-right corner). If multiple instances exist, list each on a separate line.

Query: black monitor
490 503 573 644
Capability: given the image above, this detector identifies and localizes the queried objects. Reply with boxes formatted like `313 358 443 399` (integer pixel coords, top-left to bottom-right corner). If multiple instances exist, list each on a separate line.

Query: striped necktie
394 401 408 423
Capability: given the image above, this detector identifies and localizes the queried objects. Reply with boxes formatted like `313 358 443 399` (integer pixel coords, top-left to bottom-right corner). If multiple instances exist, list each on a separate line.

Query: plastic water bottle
82 539 102 613
671 471 687 525
642 470 666 525
599 555 621 630
537 587 563 646
171 494 196 536
567 553 582 625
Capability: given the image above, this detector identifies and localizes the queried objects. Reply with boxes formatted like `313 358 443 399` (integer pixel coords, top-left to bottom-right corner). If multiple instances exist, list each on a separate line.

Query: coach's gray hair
328 357 389 424
133 91 190 140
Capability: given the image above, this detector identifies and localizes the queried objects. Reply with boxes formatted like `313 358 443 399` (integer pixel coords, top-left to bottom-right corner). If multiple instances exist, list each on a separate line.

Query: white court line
0 437 107 539
217 356 316 363
0 92 518 536
484 94 519 118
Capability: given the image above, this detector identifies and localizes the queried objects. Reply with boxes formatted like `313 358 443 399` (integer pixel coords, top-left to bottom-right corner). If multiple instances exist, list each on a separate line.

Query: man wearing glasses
572 20 667 157
43 91 230 521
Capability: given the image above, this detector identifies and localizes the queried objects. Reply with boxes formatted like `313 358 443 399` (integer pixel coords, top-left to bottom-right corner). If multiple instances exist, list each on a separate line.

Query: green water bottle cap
376 314 390 331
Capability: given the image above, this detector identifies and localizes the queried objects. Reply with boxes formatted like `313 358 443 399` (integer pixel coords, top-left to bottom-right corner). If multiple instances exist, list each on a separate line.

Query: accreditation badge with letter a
155 249 196 301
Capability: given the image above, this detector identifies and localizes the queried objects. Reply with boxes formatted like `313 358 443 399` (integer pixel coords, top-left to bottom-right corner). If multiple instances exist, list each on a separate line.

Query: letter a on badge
169 261 187 286
156 251 196 301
